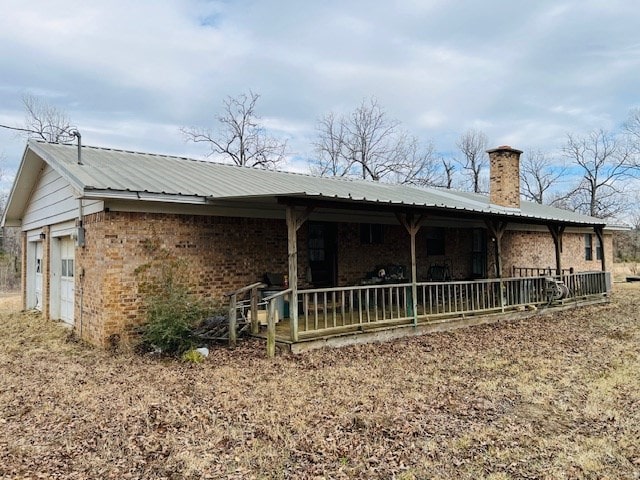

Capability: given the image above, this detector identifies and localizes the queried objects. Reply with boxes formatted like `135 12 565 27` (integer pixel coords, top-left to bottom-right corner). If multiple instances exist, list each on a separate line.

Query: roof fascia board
83 189 209 204
275 195 606 228
27 140 86 193
1 144 32 226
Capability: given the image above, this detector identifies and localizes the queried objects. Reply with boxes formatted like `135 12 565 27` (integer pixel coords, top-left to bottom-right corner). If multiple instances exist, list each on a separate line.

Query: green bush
140 288 211 355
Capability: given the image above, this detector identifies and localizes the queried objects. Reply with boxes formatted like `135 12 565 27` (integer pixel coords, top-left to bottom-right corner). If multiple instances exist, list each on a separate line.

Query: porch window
360 223 384 245
426 227 445 256
596 239 603 260
471 228 487 278
584 234 593 261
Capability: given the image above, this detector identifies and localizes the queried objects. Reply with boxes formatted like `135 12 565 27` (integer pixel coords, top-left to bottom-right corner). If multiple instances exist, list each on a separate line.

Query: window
584 234 593 261
360 223 384 245
471 228 487 278
61 259 74 278
426 227 445 256
596 239 603 260
309 224 326 261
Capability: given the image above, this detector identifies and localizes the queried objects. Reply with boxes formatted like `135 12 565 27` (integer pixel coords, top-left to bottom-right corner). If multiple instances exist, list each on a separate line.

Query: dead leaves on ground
1 285 639 478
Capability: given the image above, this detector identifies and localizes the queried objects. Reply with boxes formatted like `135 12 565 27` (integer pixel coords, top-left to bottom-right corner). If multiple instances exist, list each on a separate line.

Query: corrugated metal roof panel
29 140 607 226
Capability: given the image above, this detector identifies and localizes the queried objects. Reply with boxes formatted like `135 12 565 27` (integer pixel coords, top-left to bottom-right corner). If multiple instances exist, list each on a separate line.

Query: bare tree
182 91 287 169
624 107 640 143
441 158 455 189
456 129 488 193
624 108 640 170
562 129 635 218
0 94 76 143
313 97 441 185
345 97 400 180
386 136 443 187
22 94 76 142
520 150 567 204
310 111 351 177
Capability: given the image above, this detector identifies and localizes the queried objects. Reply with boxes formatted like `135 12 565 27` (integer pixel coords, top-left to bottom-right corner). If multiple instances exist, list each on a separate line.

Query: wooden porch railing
225 282 266 347
513 266 574 277
252 272 611 356
256 271 610 356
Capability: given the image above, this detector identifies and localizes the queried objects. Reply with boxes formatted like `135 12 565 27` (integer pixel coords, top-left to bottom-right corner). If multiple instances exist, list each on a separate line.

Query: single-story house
2 140 612 353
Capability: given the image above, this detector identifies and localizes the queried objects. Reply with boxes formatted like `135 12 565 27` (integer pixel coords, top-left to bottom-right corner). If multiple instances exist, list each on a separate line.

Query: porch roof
5 140 608 228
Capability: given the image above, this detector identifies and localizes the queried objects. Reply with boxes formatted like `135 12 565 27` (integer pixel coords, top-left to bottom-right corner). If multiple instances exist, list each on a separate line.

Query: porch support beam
547 224 566 276
594 226 606 272
396 212 424 326
286 205 314 342
485 220 508 278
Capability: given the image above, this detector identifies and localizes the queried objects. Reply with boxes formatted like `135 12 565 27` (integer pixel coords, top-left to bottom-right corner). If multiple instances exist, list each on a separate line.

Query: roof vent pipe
70 130 82 165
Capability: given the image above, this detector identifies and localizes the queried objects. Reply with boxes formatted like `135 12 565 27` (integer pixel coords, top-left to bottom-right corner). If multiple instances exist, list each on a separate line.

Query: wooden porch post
285 205 314 343
228 294 237 348
485 220 508 278
594 226 606 272
396 212 423 326
548 224 565 276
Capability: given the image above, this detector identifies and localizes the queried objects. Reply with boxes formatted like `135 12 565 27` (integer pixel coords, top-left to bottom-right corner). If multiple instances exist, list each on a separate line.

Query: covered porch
219 146 610 356
225 196 610 356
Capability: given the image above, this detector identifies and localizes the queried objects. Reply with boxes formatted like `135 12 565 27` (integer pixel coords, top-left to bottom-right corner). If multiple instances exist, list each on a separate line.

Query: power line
0 123 37 135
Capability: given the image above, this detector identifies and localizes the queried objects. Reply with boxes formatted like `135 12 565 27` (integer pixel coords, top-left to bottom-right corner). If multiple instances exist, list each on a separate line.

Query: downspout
71 130 86 338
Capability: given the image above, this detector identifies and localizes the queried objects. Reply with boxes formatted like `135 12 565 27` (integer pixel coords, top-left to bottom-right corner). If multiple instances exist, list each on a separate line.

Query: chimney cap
486 145 523 155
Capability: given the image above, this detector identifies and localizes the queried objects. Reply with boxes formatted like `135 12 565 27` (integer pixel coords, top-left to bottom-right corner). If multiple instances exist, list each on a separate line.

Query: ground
0 285 639 479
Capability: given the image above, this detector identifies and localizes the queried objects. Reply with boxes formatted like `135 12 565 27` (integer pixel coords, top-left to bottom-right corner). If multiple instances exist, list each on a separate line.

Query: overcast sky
1 0 639 191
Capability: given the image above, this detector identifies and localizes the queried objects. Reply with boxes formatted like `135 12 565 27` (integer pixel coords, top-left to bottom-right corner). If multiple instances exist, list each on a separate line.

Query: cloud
0 0 638 180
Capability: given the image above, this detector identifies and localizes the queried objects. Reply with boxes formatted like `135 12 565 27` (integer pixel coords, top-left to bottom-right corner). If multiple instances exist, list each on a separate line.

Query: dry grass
612 261 640 281
1 286 639 479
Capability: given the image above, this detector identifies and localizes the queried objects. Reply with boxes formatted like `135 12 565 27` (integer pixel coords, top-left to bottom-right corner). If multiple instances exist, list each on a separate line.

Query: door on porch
308 222 337 287
471 228 487 279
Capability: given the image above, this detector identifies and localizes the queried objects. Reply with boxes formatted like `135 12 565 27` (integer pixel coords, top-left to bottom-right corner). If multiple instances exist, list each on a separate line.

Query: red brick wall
501 230 612 276
73 211 613 346
76 212 294 345
337 224 476 284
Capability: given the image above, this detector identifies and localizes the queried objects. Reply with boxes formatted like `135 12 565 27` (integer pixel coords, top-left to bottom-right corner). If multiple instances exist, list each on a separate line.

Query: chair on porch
426 262 451 282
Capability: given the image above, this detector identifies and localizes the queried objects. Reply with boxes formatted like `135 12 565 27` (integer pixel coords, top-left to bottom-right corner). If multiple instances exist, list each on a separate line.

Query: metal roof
22 140 607 226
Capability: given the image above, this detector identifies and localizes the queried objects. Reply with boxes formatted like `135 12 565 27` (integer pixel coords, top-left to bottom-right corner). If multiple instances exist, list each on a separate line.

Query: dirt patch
1 286 639 479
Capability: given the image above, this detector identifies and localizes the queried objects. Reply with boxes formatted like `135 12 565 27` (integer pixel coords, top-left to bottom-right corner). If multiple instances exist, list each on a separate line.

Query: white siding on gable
21 164 103 231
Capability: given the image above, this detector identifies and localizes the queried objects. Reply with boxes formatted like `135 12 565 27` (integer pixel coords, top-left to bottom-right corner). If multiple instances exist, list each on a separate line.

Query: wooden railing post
250 286 259 335
267 299 276 358
228 294 237 348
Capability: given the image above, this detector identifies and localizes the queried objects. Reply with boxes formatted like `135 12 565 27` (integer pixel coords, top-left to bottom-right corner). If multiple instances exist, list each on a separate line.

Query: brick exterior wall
69 210 613 347
335 224 478 285
76 212 296 346
500 230 613 276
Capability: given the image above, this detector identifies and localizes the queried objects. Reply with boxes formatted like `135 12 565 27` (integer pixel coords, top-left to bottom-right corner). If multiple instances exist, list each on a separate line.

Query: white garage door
34 241 43 311
59 237 75 325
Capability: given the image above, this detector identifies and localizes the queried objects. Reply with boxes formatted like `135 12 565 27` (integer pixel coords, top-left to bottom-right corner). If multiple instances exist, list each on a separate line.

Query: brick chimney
487 145 523 209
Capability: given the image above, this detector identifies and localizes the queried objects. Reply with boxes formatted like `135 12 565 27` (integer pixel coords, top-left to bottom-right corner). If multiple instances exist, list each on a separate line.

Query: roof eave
83 188 211 204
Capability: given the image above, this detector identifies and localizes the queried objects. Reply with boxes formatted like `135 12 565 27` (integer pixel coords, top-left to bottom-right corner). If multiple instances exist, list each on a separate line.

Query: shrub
140 288 212 355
